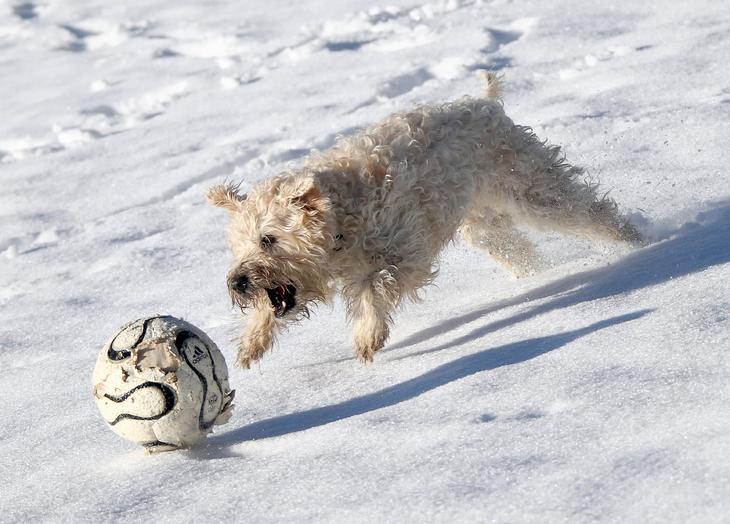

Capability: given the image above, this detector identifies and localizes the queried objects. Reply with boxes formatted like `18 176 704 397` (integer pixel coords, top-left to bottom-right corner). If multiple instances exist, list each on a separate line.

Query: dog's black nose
230 274 249 294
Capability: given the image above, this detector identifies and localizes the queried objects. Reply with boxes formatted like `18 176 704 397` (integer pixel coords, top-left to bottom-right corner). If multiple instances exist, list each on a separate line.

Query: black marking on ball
108 318 145 361
175 331 224 431
107 315 177 361
104 382 176 426
142 440 178 450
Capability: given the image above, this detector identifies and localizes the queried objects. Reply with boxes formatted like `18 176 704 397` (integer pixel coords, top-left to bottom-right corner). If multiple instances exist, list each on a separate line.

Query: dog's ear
290 178 328 217
207 182 247 213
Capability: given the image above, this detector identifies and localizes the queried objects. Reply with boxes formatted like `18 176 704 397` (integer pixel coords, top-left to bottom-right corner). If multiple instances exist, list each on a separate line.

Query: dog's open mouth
266 284 297 317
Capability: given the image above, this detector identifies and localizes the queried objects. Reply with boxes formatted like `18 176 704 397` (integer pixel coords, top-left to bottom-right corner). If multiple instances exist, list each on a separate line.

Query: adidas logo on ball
191 345 207 364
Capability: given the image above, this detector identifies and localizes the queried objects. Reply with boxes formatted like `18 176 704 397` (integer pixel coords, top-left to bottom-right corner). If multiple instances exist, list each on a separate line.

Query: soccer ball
92 315 235 452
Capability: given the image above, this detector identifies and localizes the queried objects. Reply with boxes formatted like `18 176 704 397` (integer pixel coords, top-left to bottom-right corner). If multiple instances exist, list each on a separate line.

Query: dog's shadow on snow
210 200 729 448
212 310 649 446
388 199 730 359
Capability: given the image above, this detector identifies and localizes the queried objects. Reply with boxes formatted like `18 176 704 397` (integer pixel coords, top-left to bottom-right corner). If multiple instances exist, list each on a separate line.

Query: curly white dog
208 73 641 368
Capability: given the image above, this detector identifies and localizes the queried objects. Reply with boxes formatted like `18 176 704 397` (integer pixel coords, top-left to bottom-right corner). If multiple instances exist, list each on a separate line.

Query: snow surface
1 0 729 522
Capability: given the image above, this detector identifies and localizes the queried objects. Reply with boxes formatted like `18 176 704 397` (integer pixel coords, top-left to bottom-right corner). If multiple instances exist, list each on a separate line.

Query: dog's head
207 174 334 321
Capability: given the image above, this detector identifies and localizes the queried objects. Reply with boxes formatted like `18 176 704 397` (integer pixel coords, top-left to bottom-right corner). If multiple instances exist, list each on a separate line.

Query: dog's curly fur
208 73 642 368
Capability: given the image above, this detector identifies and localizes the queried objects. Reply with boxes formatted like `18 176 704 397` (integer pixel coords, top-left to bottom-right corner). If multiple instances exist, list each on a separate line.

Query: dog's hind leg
461 207 541 277
493 127 643 244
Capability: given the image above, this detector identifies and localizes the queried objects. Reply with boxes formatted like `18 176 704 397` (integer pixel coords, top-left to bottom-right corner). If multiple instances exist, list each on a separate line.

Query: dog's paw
236 340 268 369
354 331 387 364
236 352 254 369
356 346 376 364
237 323 276 369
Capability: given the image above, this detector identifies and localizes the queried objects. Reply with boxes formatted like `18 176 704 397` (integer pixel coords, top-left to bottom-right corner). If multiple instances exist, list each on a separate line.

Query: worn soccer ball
92 315 235 453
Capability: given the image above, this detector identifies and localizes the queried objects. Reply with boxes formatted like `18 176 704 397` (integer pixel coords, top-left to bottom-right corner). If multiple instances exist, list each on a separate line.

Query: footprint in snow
12 2 38 20
323 39 375 53
477 413 497 423
1 81 188 163
55 19 151 53
513 409 545 421
0 136 61 162
377 68 434 99
480 26 524 54
467 19 534 73
296 3 447 58
345 67 434 114
1 227 69 258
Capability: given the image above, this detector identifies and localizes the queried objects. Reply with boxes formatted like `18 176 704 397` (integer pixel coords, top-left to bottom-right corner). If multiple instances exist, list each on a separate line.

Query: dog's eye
261 235 277 248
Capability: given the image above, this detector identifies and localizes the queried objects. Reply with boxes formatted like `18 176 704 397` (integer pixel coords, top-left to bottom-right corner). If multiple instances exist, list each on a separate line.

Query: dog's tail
480 71 502 100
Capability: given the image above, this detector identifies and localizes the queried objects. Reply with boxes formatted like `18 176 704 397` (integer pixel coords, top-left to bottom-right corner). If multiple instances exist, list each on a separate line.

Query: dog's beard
230 290 252 312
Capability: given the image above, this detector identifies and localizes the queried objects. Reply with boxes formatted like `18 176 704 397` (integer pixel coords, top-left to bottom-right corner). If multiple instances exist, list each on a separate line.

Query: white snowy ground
1 0 729 521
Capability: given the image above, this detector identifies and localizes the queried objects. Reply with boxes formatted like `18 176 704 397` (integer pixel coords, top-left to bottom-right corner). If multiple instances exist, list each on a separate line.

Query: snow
1 0 729 521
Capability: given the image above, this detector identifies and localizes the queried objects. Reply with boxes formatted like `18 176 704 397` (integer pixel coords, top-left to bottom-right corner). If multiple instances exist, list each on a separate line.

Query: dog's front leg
238 304 277 368
352 303 390 363
346 269 400 363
